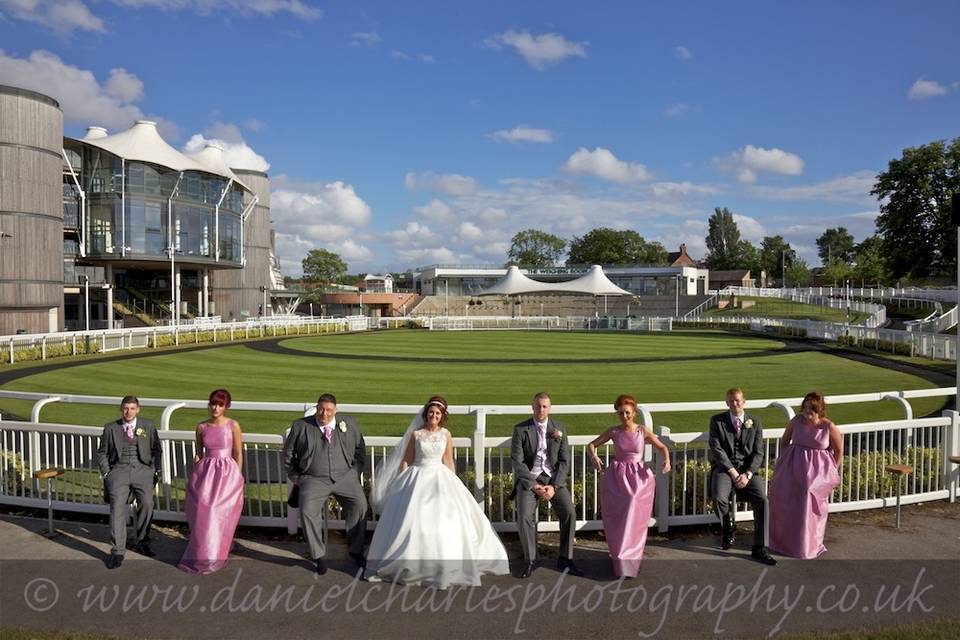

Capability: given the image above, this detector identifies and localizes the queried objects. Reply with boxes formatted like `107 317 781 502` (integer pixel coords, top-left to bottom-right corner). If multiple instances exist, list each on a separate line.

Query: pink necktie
733 417 742 436
124 423 135 439
323 425 332 442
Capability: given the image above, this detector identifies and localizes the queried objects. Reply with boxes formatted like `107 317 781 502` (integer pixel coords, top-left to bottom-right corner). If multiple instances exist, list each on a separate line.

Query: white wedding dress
365 428 510 588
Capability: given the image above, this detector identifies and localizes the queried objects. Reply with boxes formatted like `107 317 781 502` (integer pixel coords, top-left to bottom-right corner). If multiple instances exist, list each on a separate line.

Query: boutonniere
135 427 146 438
744 419 754 429
338 421 347 433
548 429 563 440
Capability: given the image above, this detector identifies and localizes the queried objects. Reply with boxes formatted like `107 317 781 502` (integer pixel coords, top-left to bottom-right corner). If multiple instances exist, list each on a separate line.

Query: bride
365 396 509 588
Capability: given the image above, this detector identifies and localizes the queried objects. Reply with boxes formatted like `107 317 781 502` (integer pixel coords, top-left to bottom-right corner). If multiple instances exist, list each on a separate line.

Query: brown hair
209 388 232 408
421 395 449 428
725 387 744 399
614 394 638 411
801 391 825 420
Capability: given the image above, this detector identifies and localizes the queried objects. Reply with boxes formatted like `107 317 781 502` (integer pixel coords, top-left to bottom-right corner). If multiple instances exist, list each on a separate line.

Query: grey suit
510 417 576 562
283 414 367 559
708 412 768 548
97 418 162 556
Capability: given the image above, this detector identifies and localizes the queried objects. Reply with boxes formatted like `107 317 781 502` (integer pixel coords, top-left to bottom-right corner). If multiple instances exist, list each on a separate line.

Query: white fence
2 388 957 534
719 287 888 328
413 315 674 332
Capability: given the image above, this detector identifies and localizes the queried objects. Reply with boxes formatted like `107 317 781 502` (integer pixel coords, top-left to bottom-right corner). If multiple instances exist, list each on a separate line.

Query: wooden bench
884 464 913 529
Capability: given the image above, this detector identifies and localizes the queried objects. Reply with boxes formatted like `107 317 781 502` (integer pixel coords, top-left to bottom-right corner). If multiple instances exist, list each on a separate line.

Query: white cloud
405 171 478 196
491 125 555 144
664 103 696 118
907 76 948 100
391 50 435 63
0 49 148 129
750 171 876 203
457 221 484 243
413 199 456 224
649 181 718 198
484 29 587 70
269 178 373 274
383 221 438 247
350 31 381 47
0 0 105 34
104 68 144 102
183 132 270 172
394 246 458 266
732 214 765 242
243 118 264 132
563 147 653 183
111 0 322 21
475 207 508 224
203 121 244 143
714 144 804 183
672 46 693 60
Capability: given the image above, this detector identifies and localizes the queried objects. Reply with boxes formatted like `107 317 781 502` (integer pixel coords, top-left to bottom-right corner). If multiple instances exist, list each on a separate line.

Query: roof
70 120 251 192
478 265 633 296
710 270 751 280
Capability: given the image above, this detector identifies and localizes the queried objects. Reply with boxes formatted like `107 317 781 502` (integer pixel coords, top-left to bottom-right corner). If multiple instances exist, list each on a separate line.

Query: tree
759 236 796 285
301 248 347 284
785 258 812 286
872 138 960 279
506 229 566 267
739 241 762 279
822 257 853 287
816 227 855 266
705 207 744 270
566 227 667 265
852 235 890 285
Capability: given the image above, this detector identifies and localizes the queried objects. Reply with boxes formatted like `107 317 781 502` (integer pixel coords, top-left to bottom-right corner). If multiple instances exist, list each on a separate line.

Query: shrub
1 451 26 495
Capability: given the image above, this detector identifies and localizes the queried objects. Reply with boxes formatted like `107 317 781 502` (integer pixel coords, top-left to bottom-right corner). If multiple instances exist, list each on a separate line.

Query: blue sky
1 0 957 276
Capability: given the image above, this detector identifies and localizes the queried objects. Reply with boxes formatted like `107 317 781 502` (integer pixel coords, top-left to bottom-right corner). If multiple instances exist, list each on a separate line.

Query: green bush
2 451 26 495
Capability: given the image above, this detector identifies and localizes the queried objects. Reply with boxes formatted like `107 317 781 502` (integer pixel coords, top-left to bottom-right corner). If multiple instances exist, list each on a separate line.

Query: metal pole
675 275 679 317
83 275 90 331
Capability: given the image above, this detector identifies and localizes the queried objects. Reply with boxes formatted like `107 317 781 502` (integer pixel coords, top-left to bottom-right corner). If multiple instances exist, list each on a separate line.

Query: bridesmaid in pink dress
178 389 245 574
588 394 671 578
769 391 843 559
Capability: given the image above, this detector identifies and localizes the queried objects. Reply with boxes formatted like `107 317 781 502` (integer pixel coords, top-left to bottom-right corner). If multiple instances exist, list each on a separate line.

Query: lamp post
781 250 786 289
260 285 267 319
82 275 90 331
675 274 680 317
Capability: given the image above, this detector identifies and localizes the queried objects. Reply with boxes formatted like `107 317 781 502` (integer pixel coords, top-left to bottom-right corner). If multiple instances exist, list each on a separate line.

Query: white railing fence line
2 391 957 533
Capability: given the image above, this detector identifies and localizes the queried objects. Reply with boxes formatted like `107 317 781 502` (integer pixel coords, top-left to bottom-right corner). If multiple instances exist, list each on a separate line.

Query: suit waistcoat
119 435 145 466
306 432 351 480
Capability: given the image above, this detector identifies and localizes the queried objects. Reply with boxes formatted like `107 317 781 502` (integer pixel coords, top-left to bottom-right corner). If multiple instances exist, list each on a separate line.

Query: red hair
209 388 232 408
614 394 638 411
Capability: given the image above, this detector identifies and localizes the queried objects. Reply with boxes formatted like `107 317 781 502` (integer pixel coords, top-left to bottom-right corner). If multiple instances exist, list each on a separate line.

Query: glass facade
63 145 248 267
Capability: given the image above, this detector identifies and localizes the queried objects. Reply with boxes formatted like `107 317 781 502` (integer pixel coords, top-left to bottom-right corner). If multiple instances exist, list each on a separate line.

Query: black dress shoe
557 557 584 577
349 552 367 569
519 562 536 579
751 546 777 566
134 541 156 557
721 528 735 550
315 558 328 575
106 553 123 569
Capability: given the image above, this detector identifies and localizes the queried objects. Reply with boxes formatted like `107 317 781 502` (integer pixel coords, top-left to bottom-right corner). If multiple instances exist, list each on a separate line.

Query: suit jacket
96 417 162 477
283 414 365 483
510 416 570 497
707 412 765 475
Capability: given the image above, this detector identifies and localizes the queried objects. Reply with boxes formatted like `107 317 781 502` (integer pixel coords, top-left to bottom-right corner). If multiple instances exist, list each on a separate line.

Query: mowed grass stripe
0 331 942 436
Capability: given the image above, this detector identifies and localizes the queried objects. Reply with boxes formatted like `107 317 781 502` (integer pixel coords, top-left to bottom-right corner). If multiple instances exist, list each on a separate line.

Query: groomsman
708 387 777 565
510 392 582 578
283 393 367 575
97 396 162 569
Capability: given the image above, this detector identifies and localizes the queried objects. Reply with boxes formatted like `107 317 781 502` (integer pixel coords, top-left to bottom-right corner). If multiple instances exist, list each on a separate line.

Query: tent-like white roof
186 143 251 193
75 120 207 173
551 265 633 296
83 126 108 140
477 264 633 296
476 265 552 295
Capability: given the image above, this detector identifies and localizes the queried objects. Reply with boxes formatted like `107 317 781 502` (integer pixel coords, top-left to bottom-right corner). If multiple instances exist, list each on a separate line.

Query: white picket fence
2 388 957 534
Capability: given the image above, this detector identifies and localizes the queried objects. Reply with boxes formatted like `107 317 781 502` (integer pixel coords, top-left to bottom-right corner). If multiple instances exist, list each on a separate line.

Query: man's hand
734 473 749 489
541 485 556 501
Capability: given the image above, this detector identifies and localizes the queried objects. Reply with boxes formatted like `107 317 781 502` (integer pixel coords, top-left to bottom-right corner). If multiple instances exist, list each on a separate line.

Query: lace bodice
413 428 448 466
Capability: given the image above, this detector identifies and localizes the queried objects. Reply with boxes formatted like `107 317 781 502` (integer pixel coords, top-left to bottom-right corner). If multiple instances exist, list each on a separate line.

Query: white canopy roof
73 121 250 193
186 143 250 192
476 266 552 295
477 264 633 296
550 265 634 296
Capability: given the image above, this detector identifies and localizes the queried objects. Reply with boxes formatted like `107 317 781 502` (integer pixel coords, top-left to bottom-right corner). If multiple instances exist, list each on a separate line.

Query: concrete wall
0 86 64 334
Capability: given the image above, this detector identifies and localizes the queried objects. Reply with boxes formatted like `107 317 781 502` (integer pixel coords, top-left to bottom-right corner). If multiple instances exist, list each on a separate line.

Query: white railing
0 316 370 364
719 287 888 328
2 389 956 533
415 316 674 332
905 305 958 334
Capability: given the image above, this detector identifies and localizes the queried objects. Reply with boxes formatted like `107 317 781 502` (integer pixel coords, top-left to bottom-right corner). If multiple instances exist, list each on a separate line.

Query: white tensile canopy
551 265 633 296
186 143 251 192
476 265 552 295
477 264 633 296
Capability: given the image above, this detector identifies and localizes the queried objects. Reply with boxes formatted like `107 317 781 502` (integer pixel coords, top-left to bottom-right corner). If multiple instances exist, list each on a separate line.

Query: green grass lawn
707 296 868 323
0 330 946 436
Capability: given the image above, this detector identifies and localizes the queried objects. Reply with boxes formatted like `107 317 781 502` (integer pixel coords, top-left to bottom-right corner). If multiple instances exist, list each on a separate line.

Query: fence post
284 426 299 535
472 408 486 503
655 426 670 533
943 410 960 503
159 402 185 491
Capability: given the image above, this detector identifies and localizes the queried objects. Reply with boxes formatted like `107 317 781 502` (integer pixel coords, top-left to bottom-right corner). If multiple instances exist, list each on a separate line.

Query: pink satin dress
600 428 656 577
769 416 840 559
178 421 245 574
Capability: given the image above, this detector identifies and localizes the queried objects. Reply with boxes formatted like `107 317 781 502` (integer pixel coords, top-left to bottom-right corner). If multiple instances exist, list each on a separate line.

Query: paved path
2 502 957 639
